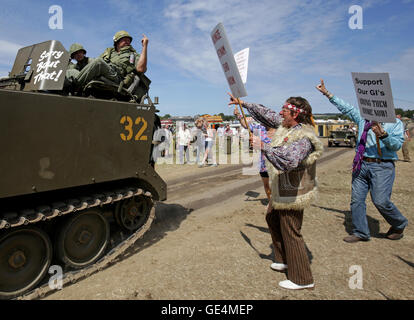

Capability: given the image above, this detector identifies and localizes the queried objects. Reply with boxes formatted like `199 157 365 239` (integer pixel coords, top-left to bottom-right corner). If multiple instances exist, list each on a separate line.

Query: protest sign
12 40 70 92
234 48 249 84
351 72 396 123
211 23 247 98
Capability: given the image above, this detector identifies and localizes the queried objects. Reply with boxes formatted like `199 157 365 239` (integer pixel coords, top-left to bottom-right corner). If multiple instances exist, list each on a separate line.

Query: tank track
0 186 155 300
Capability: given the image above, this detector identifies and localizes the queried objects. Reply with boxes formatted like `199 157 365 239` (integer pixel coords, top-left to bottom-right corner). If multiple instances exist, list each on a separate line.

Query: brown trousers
266 209 313 285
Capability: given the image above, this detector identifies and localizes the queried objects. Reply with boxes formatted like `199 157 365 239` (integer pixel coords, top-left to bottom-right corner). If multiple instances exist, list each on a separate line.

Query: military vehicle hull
0 40 166 299
0 89 165 200
0 89 166 299
328 130 357 148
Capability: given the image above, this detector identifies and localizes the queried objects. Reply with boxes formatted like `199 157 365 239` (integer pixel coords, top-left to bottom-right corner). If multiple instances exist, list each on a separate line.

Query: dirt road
45 144 414 300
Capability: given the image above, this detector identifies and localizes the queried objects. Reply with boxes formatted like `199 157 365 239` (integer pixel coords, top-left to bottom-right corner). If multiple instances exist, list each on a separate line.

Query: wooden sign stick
237 99 252 138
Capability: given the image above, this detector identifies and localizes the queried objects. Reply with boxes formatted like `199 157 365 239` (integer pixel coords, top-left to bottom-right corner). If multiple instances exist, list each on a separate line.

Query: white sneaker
270 262 288 271
278 280 314 290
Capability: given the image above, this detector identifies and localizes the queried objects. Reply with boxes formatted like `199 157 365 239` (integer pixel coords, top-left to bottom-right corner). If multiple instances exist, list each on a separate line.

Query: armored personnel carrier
0 40 166 299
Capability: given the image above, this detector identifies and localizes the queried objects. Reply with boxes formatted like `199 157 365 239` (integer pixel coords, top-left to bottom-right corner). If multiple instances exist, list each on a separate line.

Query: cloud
0 40 22 57
106 0 140 14
144 0 364 114
154 0 350 84
371 48 414 81
1 0 411 116
0 40 22 69
359 0 391 8
0 70 10 78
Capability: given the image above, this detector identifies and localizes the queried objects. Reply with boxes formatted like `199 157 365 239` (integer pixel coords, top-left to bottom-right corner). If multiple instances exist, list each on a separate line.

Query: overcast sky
0 0 413 116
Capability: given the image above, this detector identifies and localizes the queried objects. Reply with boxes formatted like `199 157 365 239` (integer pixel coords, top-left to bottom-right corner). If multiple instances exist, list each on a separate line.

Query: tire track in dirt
164 147 353 211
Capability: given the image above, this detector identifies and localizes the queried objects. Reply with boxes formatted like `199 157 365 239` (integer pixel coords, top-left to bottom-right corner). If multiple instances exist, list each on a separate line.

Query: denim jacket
329 96 404 160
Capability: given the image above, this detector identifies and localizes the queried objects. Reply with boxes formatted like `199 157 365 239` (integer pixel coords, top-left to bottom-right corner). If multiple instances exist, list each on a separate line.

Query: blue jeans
351 161 408 239
194 142 205 164
204 140 215 163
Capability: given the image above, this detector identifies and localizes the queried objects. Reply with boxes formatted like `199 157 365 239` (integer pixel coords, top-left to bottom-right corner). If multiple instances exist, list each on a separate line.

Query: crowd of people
156 118 256 167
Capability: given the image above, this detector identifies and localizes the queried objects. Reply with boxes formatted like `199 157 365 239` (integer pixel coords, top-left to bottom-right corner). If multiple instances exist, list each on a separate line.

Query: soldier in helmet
68 43 94 72
65 43 94 94
66 43 93 78
74 31 148 90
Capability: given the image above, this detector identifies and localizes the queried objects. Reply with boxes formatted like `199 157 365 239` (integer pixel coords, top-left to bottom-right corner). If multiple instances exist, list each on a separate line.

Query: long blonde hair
195 117 207 129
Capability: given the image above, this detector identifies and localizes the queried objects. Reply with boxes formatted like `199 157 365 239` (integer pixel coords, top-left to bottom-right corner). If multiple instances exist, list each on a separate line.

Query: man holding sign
316 79 408 242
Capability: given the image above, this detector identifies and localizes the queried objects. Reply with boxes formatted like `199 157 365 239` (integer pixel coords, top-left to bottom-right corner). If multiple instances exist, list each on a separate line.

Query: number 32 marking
120 116 148 141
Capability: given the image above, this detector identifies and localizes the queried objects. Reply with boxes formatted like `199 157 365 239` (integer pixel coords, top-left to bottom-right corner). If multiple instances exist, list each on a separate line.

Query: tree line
395 108 414 119
160 109 414 121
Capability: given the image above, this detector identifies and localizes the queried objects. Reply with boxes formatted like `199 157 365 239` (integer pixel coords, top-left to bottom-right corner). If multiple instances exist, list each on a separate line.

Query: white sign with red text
211 23 247 98
234 47 249 84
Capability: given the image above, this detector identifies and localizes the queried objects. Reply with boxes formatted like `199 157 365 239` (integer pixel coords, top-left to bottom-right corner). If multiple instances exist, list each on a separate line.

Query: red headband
283 103 307 114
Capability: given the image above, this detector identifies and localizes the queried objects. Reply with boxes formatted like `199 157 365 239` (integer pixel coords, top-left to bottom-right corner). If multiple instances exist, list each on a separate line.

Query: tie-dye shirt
244 102 313 172
249 123 271 172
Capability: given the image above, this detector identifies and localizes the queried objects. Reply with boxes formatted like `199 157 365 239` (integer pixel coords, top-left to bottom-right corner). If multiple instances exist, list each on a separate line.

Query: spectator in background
217 124 226 152
217 124 225 137
192 118 207 166
240 125 249 141
156 125 170 158
397 115 411 162
234 107 275 202
177 122 191 164
236 127 242 138
231 126 238 136
224 124 233 136
163 125 172 158
200 122 218 167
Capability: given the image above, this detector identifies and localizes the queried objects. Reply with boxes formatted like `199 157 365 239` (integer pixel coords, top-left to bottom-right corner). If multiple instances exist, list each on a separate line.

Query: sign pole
237 99 252 138
376 135 382 157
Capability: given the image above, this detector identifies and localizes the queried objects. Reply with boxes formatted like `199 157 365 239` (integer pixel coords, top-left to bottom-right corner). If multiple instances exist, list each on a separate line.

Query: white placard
234 47 249 84
351 72 396 123
211 23 247 98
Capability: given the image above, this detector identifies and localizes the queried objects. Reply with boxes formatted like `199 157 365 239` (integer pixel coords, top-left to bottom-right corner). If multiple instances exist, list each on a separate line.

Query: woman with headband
228 93 323 291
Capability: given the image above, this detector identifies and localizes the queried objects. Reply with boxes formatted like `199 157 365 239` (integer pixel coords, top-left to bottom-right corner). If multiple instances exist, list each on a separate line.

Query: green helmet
113 30 133 44
69 43 86 58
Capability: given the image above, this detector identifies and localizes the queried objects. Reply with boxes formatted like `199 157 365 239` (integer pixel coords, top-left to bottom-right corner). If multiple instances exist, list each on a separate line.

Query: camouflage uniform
66 57 94 78
75 31 141 88
73 56 94 71
65 43 93 85
67 62 76 70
